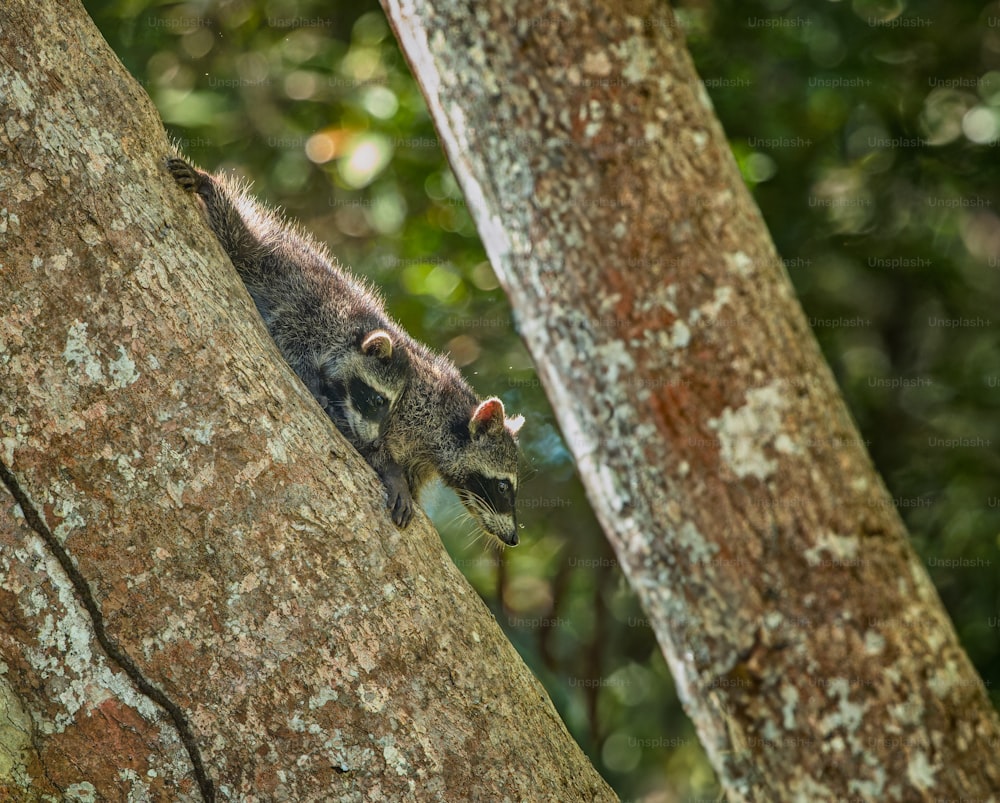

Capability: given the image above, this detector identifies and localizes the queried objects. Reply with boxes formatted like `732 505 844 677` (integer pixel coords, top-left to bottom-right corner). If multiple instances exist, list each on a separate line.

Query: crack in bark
0 461 216 802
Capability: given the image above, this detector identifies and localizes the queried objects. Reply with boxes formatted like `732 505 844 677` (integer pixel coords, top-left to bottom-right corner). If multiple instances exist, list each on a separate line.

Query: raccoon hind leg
165 157 205 193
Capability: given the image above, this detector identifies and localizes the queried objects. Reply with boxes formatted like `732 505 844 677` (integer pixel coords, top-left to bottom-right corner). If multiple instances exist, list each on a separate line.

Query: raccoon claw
165 156 199 190
389 490 414 528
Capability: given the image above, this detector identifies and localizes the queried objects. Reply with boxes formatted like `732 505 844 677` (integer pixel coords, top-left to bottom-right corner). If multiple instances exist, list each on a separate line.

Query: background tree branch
0 1 616 799
379 0 1000 798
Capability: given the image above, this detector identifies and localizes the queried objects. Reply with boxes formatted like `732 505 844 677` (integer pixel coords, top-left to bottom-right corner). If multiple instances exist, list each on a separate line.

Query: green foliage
86 0 1000 798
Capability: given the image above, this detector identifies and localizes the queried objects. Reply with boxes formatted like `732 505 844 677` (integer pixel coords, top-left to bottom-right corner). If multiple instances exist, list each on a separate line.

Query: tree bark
380 0 1000 799
0 2 616 800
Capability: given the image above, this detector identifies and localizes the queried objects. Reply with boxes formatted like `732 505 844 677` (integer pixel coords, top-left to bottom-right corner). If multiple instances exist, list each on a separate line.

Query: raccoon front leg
361 443 415 528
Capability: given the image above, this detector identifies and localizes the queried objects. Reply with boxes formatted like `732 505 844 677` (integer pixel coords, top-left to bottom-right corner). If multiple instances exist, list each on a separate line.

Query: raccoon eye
373 393 387 408
497 479 510 495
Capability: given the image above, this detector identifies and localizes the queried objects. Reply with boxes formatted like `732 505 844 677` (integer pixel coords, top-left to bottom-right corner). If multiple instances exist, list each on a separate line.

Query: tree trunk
380 0 1000 799
0 2 616 800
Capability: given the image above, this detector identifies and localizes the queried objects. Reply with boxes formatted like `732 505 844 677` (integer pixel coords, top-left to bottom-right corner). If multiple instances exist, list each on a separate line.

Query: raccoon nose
505 513 519 546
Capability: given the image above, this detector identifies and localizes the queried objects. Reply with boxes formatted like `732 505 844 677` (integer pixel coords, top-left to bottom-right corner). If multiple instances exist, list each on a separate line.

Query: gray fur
165 155 410 458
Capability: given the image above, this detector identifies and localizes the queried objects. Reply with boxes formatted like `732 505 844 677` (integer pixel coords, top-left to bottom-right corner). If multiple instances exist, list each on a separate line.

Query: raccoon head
445 397 525 546
316 329 410 447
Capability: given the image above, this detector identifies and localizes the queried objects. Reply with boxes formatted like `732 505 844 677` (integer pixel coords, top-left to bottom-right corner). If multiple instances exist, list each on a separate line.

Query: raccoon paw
381 469 414 528
390 491 414 528
165 156 200 191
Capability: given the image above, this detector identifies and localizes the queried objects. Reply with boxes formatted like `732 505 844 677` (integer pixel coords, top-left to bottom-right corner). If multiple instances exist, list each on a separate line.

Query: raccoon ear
470 397 506 438
361 329 393 360
505 414 525 436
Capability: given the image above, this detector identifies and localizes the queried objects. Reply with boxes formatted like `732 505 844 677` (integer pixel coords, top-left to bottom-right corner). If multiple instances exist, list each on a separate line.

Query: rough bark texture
0 482 198 800
380 0 1000 799
0 2 616 800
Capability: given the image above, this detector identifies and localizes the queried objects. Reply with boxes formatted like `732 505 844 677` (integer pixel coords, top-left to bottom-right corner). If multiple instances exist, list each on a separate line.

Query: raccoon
165 156 410 464
167 156 525 545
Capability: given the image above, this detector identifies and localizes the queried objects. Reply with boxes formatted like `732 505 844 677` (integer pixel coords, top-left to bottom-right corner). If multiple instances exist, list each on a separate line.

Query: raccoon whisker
455 488 494 515
444 507 469 530
466 519 490 551
483 527 506 554
451 501 477 526
445 501 479 536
